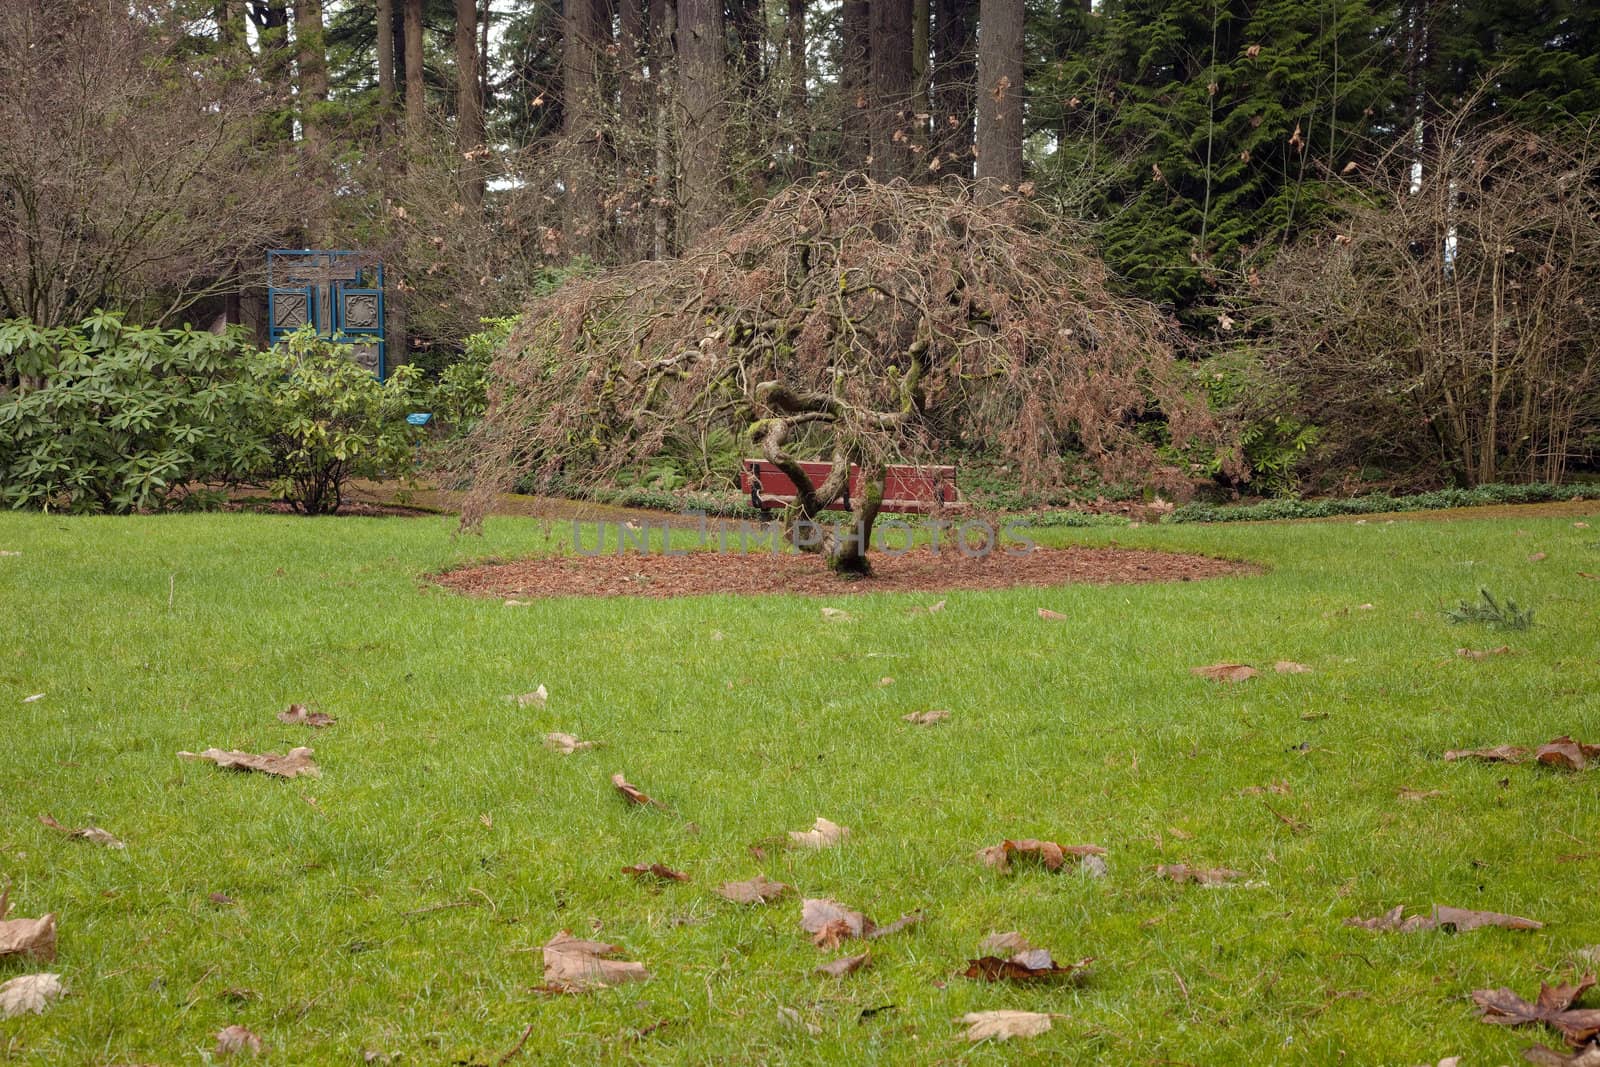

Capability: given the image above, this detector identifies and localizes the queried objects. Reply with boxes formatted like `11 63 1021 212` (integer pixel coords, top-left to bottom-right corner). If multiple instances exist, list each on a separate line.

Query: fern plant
1443 588 1534 630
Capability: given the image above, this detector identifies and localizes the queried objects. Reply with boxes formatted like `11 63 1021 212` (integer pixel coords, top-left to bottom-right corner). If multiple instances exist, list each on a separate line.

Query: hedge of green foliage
1165 483 1592 524
0 315 423 515
0 312 264 513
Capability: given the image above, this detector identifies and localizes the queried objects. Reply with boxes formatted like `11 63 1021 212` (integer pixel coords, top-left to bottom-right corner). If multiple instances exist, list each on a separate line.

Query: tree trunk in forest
377 0 395 127
975 0 1023 186
252 3 293 141
869 0 914 180
563 0 609 257
841 0 870 171
785 0 808 179
618 0 650 258
650 0 677 259
216 1 245 49
294 0 328 152
729 0 768 197
677 0 726 245
932 0 975 178
455 0 484 206
404 0 425 141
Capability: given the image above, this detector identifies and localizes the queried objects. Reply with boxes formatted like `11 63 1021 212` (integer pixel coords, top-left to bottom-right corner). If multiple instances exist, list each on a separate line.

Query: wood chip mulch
434 545 1258 601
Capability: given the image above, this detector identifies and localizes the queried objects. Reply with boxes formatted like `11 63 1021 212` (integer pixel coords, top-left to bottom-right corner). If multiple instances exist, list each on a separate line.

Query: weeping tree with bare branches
458 179 1234 575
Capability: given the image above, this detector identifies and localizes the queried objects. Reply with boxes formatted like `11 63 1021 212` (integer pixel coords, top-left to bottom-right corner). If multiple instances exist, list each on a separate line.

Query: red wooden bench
740 459 963 515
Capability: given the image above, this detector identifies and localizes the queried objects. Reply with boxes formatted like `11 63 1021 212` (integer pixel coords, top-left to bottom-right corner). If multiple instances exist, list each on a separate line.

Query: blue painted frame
267 250 387 379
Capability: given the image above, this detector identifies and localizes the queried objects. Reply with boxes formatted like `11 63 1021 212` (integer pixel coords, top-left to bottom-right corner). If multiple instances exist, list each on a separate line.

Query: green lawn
2 506 1598 1065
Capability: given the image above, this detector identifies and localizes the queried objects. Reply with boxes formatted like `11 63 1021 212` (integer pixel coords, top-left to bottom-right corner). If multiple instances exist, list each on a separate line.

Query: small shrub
1166 483 1589 524
1444 588 1535 630
0 311 262 513
427 316 518 437
249 330 423 515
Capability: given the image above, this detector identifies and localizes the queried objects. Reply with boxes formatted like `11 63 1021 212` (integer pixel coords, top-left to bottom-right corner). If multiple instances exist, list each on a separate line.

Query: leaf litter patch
433 545 1257 600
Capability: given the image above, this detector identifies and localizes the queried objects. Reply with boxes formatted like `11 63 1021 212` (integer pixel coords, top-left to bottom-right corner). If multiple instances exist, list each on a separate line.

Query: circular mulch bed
435 545 1257 600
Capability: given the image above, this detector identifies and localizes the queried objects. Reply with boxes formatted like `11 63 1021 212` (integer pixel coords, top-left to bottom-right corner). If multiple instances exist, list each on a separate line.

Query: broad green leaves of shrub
0 312 263 513
249 330 423 515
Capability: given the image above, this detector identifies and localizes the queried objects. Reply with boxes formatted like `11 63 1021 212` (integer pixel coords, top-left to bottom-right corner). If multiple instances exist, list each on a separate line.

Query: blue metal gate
267 250 387 379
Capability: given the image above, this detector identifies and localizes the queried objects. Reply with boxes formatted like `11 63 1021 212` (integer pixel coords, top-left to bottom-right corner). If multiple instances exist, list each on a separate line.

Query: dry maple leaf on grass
621 863 688 883
1191 663 1258 682
1274 661 1313 674
715 874 790 904
544 732 597 754
1157 864 1245 886
960 1010 1060 1042
540 931 649 992
277 703 334 727
815 952 872 977
788 817 849 849
902 710 951 726
0 887 56 962
1525 1043 1600 1066
978 839 1106 874
1345 904 1542 933
1037 608 1068 621
799 899 922 949
1456 645 1512 660
963 933 1090 983
1473 974 1600 1047
611 773 665 808
1537 737 1600 772
0 973 63 1019
820 606 852 621
38 814 123 848
1444 744 1529 764
178 747 320 779
216 1024 263 1057
508 684 548 708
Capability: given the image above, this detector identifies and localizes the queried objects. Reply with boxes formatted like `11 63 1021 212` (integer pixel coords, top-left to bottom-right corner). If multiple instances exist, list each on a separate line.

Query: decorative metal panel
267 250 386 379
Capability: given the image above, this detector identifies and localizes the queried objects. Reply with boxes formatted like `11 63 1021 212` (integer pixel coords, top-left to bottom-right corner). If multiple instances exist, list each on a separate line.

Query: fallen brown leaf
209 891 235 905
867 911 924 940
277 703 335 727
1530 552 1548 562
1274 661 1313 674
963 948 1090 982
979 931 1034 954
1473 974 1600 1047
611 773 664 808
512 684 549 708
1536 736 1600 772
0 887 56 962
216 1024 263 1057
960 1010 1058 1042
788 817 849 849
978 839 1106 874
178 747 320 779
715 874 790 904
1037 608 1068 621
1457 646 1512 660
1398 788 1446 801
1157 864 1245 886
0 973 63 1019
820 606 852 621
1192 663 1258 682
541 931 649 992
800 898 870 948
876 676 895 687
1444 745 1528 764
902 710 951 725
1346 904 1542 933
37 814 123 849
544 733 597 754
1241 782 1291 796
1524 1043 1600 1066
621 863 688 883
815 952 871 977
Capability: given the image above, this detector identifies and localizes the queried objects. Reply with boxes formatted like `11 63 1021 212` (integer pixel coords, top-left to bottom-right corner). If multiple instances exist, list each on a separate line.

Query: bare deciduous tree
0 1 303 328
1252 113 1600 485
